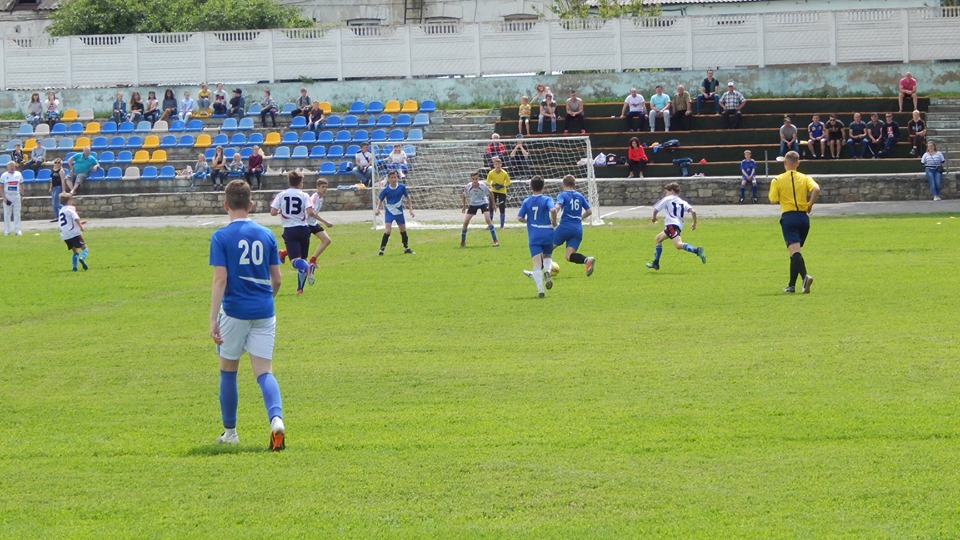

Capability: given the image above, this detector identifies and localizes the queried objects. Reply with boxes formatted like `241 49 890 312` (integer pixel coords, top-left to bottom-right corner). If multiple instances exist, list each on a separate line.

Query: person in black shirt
49 158 65 222
697 69 720 115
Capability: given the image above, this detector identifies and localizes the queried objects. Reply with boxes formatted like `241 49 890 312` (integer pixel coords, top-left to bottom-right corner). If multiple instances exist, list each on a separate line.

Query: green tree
542 0 659 19
47 0 313 36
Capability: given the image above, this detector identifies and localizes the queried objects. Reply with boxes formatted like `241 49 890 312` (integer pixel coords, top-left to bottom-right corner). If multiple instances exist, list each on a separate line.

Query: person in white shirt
305 177 335 281
645 182 706 271
353 141 374 186
386 144 409 178
2 161 24 236
270 170 320 295
57 192 89 270
620 88 647 132
178 91 196 123
460 171 499 248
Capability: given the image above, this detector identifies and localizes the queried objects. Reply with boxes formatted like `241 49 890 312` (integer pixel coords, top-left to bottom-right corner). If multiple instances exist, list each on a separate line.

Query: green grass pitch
2 214 959 537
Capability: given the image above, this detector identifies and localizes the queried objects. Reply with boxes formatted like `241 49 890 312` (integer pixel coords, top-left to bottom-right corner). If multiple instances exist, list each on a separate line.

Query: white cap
727 81 735 86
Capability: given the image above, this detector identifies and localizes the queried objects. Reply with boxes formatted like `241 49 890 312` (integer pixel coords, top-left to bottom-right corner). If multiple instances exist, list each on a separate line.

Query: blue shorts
385 211 405 225
779 211 810 246
553 225 583 250
528 242 554 257
663 224 682 239
281 226 311 260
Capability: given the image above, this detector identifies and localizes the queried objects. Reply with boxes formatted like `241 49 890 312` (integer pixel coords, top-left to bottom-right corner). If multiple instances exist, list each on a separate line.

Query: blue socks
461 229 467 243
682 243 698 254
654 245 662 263
219 370 239 429
739 186 745 198
292 258 308 290
71 252 78 270
489 225 498 241
751 184 758 198
80 247 88 261
256 372 283 422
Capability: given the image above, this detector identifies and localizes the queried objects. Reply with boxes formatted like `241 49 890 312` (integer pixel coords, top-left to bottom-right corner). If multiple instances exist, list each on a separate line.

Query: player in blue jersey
270 170 319 295
553 174 596 276
738 149 757 203
375 170 415 255
209 180 286 451
645 182 705 271
517 176 557 298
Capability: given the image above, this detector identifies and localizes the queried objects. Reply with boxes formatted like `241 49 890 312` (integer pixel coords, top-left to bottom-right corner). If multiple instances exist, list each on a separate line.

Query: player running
460 171 499 247
209 180 285 451
305 177 334 285
270 170 319 295
517 176 557 298
553 174 596 276
645 182 706 271
57 192 89 271
375 170 415 255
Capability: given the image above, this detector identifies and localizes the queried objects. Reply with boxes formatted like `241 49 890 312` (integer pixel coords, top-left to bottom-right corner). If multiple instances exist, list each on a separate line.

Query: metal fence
1 7 958 89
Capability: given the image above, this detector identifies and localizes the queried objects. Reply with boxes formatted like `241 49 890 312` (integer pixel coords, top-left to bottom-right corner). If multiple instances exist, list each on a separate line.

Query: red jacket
248 153 263 171
628 145 648 162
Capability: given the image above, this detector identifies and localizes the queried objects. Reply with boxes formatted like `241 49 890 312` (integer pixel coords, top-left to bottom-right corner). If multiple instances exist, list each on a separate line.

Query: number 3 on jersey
238 239 264 265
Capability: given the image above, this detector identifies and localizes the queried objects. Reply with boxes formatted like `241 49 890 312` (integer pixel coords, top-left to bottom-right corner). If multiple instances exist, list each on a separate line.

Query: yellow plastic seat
83 121 101 135
61 109 78 122
132 150 150 164
73 136 91 151
23 138 37 152
318 101 332 114
383 100 401 114
194 134 212 148
263 132 281 146
148 149 167 163
142 135 160 149
400 99 418 113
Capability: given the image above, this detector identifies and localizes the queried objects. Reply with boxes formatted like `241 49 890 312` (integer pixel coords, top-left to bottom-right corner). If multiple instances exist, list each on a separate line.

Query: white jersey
270 188 311 228
1 171 23 198
624 93 646 113
654 194 694 228
463 182 491 207
58 205 82 240
307 193 324 226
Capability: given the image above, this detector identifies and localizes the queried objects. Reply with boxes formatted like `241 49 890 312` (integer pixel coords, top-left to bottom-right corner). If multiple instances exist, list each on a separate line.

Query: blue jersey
740 159 756 178
379 183 408 216
555 190 590 228
809 122 825 138
209 219 280 320
518 194 555 245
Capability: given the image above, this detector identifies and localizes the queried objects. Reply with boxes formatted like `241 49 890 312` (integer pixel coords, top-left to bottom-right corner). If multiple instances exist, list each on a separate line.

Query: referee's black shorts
779 211 810 247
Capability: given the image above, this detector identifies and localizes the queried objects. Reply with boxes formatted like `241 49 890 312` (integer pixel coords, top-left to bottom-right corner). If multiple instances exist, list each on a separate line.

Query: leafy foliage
47 0 313 36
540 0 659 19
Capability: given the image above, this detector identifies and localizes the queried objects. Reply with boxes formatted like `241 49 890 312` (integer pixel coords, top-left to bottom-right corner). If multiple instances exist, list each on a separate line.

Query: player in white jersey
645 182 706 271
306 177 334 285
2 161 24 236
270 170 319 295
57 192 89 271
460 171 499 247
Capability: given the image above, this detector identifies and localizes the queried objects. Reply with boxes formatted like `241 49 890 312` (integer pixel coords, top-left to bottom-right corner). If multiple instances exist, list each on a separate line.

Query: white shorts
216 312 275 361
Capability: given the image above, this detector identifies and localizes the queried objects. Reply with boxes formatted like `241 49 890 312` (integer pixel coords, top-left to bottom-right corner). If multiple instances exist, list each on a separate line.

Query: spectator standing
259 89 279 128
907 110 926 157
824 114 845 159
865 113 884 158
697 69 721 114
44 91 61 126
846 112 868 159
294 88 311 118
807 114 826 159
920 141 945 201
538 93 557 134
620 88 647 132
66 147 99 195
178 91 196 123
564 90 586 134
197 83 211 117
672 85 692 131
509 138 531 180
649 85 671 132
210 146 227 190
144 91 160 125
484 133 506 169
518 96 532 137
626 137 648 178
898 72 918 113
246 145 264 189
26 142 46 175
111 91 127 125
129 92 144 123
532 84 549 108
307 101 324 133
49 158 65 221
228 88 245 118
25 93 43 127
720 82 745 129
881 112 900 157
779 116 799 156
159 89 177 123
353 141 374 186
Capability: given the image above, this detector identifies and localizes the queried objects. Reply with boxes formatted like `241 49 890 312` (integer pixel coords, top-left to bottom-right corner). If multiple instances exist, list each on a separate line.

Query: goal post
369 136 602 229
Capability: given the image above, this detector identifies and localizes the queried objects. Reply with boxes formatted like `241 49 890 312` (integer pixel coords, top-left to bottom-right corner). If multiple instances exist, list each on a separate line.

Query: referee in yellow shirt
486 157 511 229
768 151 821 294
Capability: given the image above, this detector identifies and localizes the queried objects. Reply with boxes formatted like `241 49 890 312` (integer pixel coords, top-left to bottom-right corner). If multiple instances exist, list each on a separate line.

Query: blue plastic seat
222 148 236 159
280 103 296 116
352 130 369 143
376 114 393 127
42 138 57 150
342 115 359 128
317 131 334 144
157 165 176 180
16 124 33 137
106 167 123 180
272 146 290 159
57 137 74 150
367 101 384 114
412 113 430 127
345 144 360 156
98 151 115 164
116 150 133 164
325 115 342 128
108 136 125 149
318 161 336 175
370 129 388 143
300 131 316 144
67 122 84 135
21 169 35 182
221 118 238 131
140 165 158 179
37 169 52 182
309 145 326 158
177 135 195 147
126 136 143 149
134 121 152 133
348 101 366 115
87 168 105 181
291 145 308 159
91 136 109 150
169 120 186 133
247 103 262 115
51 123 67 135
159 135 177 148
102 121 118 134
117 121 135 133
230 133 246 146
334 130 352 143
281 131 299 145
0 155 9 166
419 99 436 113
239 147 253 159
326 145 344 159
212 134 229 146
407 128 423 141
238 117 255 131
186 119 203 132
395 114 412 127
5 139 21 151
290 116 307 129
388 129 404 142
246 133 264 147
336 161 353 175
204 148 215 160
360 115 376 128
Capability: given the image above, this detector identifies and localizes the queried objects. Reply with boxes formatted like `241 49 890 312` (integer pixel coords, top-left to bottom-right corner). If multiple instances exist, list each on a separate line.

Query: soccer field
2 214 959 537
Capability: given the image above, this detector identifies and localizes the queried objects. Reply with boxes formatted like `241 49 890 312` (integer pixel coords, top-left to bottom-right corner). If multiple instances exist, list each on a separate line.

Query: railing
1 7 958 89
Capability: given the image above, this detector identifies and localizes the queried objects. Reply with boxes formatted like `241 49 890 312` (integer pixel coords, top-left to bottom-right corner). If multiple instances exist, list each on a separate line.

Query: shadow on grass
185 445 273 456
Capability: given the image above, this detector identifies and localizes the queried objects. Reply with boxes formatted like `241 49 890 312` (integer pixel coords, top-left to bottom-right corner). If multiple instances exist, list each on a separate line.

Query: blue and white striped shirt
921 151 945 169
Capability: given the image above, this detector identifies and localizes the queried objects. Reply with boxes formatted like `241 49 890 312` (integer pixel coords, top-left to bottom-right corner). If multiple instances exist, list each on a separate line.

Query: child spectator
538 93 557 134
197 83 211 117
44 91 61 126
739 150 757 203
129 92 144 123
294 88 312 118
259 89 278 128
307 101 324 133
111 91 127 125
192 153 210 189
907 110 926 157
306 177 334 277
26 141 46 175
178 91 196 123
144 91 160 125
518 96 531 136
25 93 43 127
210 146 227 189
386 143 408 178
245 145 265 190
228 88 245 118
228 152 246 178
159 89 177 122
213 86 227 116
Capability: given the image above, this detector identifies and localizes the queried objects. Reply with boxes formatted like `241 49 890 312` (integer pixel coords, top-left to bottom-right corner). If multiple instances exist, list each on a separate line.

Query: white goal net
370 136 602 229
